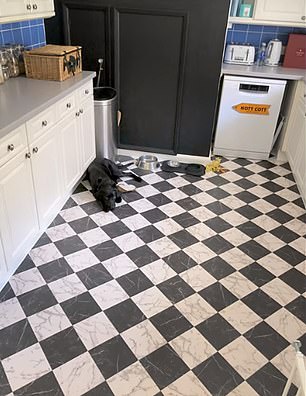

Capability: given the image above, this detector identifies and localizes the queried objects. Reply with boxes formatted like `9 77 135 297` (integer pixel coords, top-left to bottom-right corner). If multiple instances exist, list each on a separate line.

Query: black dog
87 159 141 212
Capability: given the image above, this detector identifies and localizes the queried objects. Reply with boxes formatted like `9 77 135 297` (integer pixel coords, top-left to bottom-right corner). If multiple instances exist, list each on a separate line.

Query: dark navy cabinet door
46 0 230 156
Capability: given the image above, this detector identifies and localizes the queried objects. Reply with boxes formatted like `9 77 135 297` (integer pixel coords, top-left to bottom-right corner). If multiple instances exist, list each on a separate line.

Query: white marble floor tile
128 198 155 213
220 228 250 247
141 259 176 284
29 243 62 266
285 219 305 236
227 381 260 395
148 237 180 258
72 191 95 205
220 196 247 210
261 278 300 306
48 274 87 303
154 218 183 236
254 233 286 252
186 223 216 241
289 237 306 255
220 248 253 270
0 297 26 330
10 268 46 296
90 211 118 227
252 215 281 232
192 192 215 206
183 243 215 264
28 304 71 342
220 272 257 299
113 232 144 252
102 254 138 278
137 185 160 198
121 319 166 359
60 206 87 223
54 352 104 396
266 308 305 342
90 280 129 310
163 189 188 202
107 361 159 396
65 248 100 272
74 312 118 350
46 223 76 242
162 371 212 396
220 211 248 227
180 266 216 292
175 293 216 326
2 343 51 391
257 253 291 276
170 328 216 369
250 199 275 214
220 337 268 380
220 300 262 334
122 214 150 231
79 227 110 247
159 202 185 217
167 176 189 188
188 207 215 222
132 287 172 317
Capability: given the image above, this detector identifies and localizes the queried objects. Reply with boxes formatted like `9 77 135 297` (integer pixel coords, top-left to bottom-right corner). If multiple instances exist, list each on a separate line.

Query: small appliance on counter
224 44 255 65
283 34 306 69
264 39 282 67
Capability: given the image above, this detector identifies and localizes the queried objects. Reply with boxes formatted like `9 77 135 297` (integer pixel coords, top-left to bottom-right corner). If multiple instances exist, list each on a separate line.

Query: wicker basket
24 45 82 81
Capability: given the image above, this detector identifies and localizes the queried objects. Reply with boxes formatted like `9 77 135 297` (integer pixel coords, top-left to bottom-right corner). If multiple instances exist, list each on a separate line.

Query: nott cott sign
232 103 271 115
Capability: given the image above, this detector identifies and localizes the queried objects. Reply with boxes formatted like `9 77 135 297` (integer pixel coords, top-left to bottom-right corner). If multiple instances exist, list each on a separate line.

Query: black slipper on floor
161 161 205 176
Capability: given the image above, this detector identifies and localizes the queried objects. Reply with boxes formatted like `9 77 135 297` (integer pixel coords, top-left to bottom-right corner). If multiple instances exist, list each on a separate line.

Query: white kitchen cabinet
29 126 64 229
283 81 306 205
79 98 96 170
0 237 7 285
58 112 81 193
0 0 54 23
255 0 306 24
0 150 39 281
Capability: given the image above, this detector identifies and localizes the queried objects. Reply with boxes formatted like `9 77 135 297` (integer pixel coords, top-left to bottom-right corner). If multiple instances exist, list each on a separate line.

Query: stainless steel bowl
167 160 180 168
136 155 160 171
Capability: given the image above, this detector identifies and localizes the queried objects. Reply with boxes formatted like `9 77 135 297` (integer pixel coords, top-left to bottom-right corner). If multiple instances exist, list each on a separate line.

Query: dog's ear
92 177 103 194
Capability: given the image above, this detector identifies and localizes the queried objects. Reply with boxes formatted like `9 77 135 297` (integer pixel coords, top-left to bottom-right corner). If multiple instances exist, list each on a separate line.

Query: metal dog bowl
167 160 180 168
136 155 160 171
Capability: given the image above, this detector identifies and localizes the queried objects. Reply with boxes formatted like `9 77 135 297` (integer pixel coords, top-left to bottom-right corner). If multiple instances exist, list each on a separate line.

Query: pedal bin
94 87 118 161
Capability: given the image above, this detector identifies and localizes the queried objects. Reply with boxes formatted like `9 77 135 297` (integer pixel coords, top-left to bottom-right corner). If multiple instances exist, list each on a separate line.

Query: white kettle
264 39 282 66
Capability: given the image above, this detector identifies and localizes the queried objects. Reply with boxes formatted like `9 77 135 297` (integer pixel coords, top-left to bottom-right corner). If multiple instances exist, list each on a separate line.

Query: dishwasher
213 75 286 160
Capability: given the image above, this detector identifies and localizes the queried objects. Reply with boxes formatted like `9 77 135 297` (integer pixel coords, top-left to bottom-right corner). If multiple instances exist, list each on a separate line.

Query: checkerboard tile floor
0 158 305 396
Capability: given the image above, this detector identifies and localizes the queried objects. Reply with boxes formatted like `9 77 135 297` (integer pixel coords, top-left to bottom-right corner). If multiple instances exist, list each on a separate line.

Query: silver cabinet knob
66 102 72 108
85 89 89 94
42 120 48 127
302 15 306 20
25 152 31 159
32 3 37 9
7 144 14 151
33 147 39 153
79 108 84 114
26 3 31 10
76 111 80 117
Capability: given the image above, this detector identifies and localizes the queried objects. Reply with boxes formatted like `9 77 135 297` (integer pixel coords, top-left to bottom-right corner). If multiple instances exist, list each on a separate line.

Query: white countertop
222 63 306 81
0 71 96 139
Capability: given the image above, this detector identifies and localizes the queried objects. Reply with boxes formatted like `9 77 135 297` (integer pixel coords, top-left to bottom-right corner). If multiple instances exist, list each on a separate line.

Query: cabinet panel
0 0 26 17
255 0 306 23
59 112 81 192
0 237 7 283
30 127 63 229
31 0 54 13
0 151 39 271
79 98 96 169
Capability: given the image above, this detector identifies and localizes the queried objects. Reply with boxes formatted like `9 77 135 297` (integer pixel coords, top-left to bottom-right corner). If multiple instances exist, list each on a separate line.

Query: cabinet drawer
57 93 76 120
26 105 57 143
0 125 28 168
78 81 93 103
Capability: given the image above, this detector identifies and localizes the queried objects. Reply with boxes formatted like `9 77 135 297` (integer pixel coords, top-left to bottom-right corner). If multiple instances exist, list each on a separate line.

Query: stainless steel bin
94 87 117 161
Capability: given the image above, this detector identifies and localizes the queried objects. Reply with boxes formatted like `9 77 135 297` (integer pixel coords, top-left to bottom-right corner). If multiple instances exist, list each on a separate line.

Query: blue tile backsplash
0 19 46 49
226 23 306 52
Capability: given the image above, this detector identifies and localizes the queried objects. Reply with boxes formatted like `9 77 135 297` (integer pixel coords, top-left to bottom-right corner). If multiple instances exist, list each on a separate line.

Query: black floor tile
172 212 200 228
90 335 137 379
117 270 153 297
197 314 240 350
39 258 74 283
112 204 138 219
179 184 202 196
91 240 123 262
164 251 197 273
80 201 104 215
206 187 230 200
201 257 235 280
55 235 87 256
238 240 270 261
194 353 243 396
280 269 306 294
0 283 15 303
176 197 201 211
150 306 192 341
245 322 289 360
204 217 232 233
14 255 35 274
203 235 234 254
237 221 265 238
147 194 171 207
0 319 37 359
274 245 305 266
286 296 306 323
267 209 293 224
240 263 275 287
14 372 63 396
77 264 113 289
236 205 261 220
242 289 281 319
157 275 194 304
127 245 160 267
235 191 258 204
40 327 86 369
18 285 58 316
151 181 175 192
205 202 231 216
270 225 300 243
168 230 198 249
34 233 52 248
141 344 189 389
102 221 131 239
68 217 98 234
104 299 145 333
248 363 297 396
199 283 237 311
135 225 164 243
0 362 11 396
83 382 114 396
61 292 101 324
